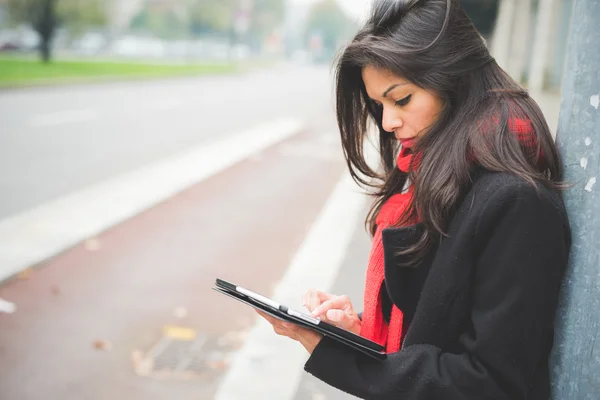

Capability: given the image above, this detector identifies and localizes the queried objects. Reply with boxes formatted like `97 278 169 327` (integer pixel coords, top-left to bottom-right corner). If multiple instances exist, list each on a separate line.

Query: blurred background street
0 65 332 218
0 0 575 399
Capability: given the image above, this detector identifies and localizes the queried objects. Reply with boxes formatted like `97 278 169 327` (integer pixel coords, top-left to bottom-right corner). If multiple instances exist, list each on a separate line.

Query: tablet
213 278 386 360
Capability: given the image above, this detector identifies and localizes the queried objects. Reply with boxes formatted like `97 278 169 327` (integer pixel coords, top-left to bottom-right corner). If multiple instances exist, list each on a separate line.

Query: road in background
0 64 334 219
0 63 372 399
0 111 364 399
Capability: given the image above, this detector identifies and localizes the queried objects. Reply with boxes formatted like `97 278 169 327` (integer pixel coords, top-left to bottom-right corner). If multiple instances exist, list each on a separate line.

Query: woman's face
362 65 444 148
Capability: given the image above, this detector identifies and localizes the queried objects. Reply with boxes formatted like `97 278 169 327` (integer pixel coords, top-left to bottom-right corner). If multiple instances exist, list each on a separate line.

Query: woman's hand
303 289 362 335
255 310 323 354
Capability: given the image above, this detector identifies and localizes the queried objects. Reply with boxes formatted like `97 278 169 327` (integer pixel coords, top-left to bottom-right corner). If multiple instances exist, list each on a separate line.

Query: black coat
304 171 571 400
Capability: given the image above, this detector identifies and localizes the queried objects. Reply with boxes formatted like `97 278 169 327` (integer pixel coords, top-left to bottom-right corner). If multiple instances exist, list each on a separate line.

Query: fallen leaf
205 350 230 371
92 339 112 351
205 359 229 371
17 268 33 280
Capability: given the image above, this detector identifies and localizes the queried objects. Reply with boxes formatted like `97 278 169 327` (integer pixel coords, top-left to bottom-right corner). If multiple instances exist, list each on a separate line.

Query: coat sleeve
304 183 570 400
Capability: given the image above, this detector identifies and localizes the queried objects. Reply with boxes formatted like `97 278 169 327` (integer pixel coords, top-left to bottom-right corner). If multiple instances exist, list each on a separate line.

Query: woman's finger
255 309 276 324
311 295 353 318
256 309 324 352
256 310 289 329
303 289 322 311
325 309 345 322
303 289 333 313
325 309 358 331
273 324 291 336
256 310 302 337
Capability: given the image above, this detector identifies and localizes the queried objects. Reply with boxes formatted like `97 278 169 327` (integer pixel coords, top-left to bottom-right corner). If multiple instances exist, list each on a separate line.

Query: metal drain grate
153 336 206 372
133 326 246 380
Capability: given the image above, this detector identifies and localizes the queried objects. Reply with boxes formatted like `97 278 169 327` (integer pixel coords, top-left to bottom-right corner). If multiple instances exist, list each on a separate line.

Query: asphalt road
0 64 334 219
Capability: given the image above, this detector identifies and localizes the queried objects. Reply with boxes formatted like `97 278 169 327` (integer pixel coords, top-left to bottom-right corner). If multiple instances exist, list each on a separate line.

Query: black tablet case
213 278 386 360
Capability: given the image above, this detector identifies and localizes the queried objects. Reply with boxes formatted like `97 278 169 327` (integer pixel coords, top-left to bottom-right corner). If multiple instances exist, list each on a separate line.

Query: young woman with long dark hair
257 1 571 398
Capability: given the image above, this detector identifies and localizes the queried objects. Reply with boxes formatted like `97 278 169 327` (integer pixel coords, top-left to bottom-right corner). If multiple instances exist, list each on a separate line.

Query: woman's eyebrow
382 83 407 98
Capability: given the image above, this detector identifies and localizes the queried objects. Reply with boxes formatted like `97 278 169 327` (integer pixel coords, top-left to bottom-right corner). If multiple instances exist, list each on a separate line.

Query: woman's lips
398 138 415 148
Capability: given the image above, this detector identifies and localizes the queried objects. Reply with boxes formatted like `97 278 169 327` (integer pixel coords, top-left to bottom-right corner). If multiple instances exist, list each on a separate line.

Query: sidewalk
0 113 347 400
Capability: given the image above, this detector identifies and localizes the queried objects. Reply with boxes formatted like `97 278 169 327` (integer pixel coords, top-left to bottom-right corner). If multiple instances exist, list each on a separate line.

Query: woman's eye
395 95 412 107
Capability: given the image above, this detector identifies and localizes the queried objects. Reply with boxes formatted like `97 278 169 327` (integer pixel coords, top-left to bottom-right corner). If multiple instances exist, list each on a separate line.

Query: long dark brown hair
335 0 564 263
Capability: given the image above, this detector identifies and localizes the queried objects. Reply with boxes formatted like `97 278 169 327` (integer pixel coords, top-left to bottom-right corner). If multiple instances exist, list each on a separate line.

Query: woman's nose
381 109 402 133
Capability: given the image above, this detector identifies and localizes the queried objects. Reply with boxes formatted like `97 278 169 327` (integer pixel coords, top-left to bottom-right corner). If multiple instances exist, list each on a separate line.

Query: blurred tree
247 0 283 48
187 0 235 37
187 0 284 50
6 0 106 62
305 0 356 60
0 0 8 28
130 2 189 40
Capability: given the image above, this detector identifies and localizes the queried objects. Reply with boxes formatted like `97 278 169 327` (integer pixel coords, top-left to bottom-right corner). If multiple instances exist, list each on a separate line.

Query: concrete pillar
506 0 532 82
491 0 533 83
548 0 575 91
529 0 558 91
551 0 600 398
491 0 516 68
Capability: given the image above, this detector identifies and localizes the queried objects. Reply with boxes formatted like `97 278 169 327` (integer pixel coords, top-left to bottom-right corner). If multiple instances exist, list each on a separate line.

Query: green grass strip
0 55 239 87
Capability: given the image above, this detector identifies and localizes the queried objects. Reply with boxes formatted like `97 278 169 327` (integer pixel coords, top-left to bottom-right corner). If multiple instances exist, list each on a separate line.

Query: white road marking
277 142 339 161
29 109 99 127
147 98 184 111
0 117 302 282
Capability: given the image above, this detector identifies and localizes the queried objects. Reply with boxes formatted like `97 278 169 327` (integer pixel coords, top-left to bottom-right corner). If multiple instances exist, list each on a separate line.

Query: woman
257 0 571 398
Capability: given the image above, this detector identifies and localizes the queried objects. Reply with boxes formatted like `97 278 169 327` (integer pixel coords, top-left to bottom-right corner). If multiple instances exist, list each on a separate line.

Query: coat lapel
382 223 436 322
